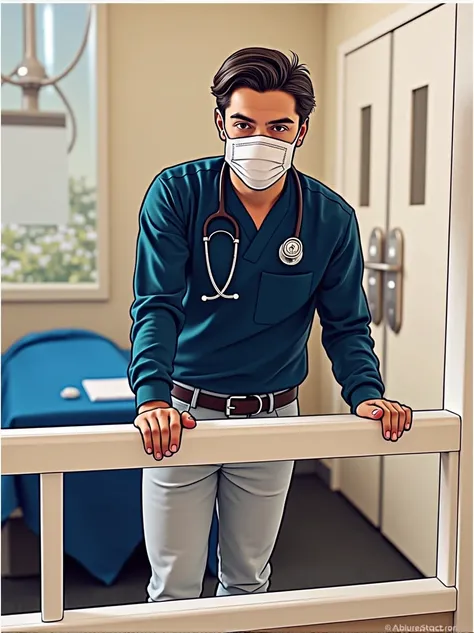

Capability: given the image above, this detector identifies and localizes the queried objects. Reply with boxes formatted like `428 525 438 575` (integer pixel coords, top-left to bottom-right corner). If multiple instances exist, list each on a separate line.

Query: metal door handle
364 262 402 273
364 228 384 325
384 228 404 334
364 228 404 333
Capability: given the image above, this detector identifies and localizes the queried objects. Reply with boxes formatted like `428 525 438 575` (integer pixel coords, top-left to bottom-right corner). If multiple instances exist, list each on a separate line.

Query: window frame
1 4 109 303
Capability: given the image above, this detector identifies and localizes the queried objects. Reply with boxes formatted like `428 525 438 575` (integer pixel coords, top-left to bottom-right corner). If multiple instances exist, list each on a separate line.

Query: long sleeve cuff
136 380 172 411
350 385 384 415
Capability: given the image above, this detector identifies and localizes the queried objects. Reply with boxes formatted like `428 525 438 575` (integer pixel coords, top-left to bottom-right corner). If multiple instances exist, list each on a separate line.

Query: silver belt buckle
225 394 263 418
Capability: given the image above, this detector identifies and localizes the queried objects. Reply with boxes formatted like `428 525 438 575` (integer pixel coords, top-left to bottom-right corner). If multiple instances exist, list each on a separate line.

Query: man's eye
236 122 251 130
272 125 288 133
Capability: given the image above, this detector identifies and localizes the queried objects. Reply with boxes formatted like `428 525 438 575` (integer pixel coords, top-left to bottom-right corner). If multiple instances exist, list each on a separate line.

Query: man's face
215 87 308 147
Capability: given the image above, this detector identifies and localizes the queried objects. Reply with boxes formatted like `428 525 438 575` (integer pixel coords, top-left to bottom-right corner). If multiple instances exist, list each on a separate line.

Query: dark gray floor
1 472 423 615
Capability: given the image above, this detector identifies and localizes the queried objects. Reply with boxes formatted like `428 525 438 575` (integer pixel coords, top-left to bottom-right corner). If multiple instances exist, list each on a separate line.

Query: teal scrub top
128 156 385 413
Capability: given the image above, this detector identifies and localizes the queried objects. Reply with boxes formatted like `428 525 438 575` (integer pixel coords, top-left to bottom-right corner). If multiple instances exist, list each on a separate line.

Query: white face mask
223 126 300 191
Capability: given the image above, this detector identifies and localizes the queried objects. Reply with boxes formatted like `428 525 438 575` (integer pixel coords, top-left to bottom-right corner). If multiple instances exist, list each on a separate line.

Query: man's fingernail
171 444 177 452
372 408 381 416
155 453 162 460
405 423 411 430
392 432 397 441
146 448 152 454
164 450 172 457
398 431 402 437
385 431 390 439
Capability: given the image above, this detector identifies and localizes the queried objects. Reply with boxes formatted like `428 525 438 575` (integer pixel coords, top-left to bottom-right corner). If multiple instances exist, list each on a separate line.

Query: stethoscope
201 163 304 302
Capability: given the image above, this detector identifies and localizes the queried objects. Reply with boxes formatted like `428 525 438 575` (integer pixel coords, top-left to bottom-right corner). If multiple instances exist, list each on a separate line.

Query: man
128 47 412 602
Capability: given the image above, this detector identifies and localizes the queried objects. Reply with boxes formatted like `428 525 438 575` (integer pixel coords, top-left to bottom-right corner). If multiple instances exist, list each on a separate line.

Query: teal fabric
129 156 384 412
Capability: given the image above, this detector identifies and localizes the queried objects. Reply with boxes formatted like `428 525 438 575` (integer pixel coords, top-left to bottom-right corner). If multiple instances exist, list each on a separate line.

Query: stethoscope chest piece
279 237 303 266
201 163 305 300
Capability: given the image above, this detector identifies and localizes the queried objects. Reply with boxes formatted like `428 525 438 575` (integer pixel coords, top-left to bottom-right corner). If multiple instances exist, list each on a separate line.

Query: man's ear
296 118 309 147
214 108 226 141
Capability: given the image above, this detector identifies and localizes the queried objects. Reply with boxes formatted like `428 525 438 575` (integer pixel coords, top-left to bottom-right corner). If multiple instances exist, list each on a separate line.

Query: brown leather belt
171 383 298 417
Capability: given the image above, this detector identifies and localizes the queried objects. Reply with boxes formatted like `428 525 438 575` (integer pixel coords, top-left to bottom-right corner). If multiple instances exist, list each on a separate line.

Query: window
1 4 107 300
409 85 429 206
359 105 372 207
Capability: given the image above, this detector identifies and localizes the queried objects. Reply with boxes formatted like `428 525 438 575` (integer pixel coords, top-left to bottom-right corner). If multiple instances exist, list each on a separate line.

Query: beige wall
2 3 407 415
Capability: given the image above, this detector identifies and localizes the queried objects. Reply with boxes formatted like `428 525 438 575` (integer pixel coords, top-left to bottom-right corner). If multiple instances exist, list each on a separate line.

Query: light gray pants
142 390 298 602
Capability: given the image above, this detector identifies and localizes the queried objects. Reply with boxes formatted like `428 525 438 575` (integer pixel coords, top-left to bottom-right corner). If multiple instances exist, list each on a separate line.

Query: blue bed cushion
1 329 136 430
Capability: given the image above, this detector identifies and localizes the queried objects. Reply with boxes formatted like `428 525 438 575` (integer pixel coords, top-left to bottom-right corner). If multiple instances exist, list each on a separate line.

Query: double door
339 4 457 576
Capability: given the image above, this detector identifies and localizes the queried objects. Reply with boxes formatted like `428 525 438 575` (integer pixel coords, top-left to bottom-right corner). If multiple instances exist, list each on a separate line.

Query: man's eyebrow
267 117 295 125
229 113 257 124
229 113 296 125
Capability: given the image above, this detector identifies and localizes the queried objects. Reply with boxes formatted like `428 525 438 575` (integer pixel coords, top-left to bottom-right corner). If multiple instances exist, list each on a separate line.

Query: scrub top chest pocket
254 271 314 325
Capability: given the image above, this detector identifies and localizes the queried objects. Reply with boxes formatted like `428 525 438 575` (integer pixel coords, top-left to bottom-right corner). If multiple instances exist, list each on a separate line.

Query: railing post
436 450 460 587
40 473 64 622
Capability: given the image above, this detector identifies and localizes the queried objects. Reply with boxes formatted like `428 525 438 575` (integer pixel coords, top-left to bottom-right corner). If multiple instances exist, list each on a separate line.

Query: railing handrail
1 410 460 476
1 408 461 629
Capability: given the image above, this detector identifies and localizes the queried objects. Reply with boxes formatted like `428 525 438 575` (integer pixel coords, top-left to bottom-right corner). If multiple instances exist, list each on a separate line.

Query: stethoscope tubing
201 163 304 301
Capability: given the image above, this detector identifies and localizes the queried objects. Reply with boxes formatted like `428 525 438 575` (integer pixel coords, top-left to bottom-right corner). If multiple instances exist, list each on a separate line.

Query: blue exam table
1 329 218 584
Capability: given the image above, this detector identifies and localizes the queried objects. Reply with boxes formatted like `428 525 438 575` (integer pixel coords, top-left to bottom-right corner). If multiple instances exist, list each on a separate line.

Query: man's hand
356 399 412 442
134 401 197 460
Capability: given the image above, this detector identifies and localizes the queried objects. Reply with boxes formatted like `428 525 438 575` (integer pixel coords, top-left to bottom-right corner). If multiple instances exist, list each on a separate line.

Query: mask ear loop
295 118 309 148
216 108 228 141
292 125 303 149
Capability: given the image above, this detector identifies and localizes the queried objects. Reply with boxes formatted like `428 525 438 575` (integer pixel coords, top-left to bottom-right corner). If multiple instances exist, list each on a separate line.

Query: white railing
1 410 461 633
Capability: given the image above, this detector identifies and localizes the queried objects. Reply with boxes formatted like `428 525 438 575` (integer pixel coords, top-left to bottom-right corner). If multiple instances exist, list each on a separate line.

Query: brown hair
211 47 316 124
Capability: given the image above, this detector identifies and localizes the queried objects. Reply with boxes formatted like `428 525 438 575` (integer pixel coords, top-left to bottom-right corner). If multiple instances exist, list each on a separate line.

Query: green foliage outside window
1 177 97 284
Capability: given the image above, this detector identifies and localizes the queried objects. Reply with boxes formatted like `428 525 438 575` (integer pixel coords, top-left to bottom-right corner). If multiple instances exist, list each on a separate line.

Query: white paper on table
82 378 135 402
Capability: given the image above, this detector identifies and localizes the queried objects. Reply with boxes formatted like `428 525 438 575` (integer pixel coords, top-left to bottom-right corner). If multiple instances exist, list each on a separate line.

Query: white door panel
339 34 391 527
382 4 456 576
343 33 391 362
